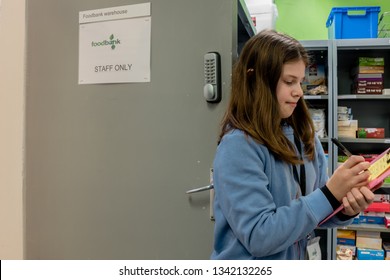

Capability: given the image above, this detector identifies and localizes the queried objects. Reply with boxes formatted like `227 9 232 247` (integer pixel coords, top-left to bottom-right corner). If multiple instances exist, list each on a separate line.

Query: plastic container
245 0 278 33
326 6 381 39
378 11 390 38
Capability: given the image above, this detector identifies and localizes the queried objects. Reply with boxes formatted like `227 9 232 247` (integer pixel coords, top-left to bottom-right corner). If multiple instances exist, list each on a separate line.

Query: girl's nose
294 84 304 97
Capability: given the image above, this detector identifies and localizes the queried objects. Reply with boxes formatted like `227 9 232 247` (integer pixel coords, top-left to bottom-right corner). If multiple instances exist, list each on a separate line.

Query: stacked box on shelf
356 231 382 250
336 229 356 260
337 229 356 248
359 214 385 225
309 109 327 138
359 202 389 225
361 153 380 163
357 248 385 260
383 242 390 260
337 106 357 138
336 245 355 260
337 106 352 121
351 57 384 95
338 120 358 138
302 63 326 95
385 213 390 228
364 202 390 213
373 193 390 203
356 231 385 260
337 229 356 246
357 127 385 139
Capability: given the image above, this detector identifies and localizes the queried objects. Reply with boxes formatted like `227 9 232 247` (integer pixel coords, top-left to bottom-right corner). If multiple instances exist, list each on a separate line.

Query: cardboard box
383 242 390 259
337 238 356 246
358 128 385 139
362 154 380 163
356 230 381 238
338 130 357 138
353 87 383 94
373 194 390 202
356 236 382 250
385 213 390 228
337 229 356 246
352 217 360 224
338 113 351 121
352 65 385 74
302 64 326 93
336 245 356 256
336 245 355 259
359 215 385 225
364 202 390 212
352 74 384 94
357 248 384 260
338 120 358 138
358 57 385 66
337 106 350 114
337 229 356 239
338 120 358 128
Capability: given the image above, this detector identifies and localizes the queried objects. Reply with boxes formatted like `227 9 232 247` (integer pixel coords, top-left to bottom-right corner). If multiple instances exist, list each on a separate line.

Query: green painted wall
275 0 390 40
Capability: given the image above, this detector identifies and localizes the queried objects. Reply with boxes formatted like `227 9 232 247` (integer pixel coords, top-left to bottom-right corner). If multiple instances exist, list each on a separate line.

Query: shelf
338 94 390 100
300 40 329 49
338 138 390 144
342 223 390 233
304 95 329 100
335 38 390 49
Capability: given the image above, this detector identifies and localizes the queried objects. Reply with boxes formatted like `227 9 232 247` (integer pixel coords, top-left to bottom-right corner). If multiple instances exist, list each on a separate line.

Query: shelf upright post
330 38 339 260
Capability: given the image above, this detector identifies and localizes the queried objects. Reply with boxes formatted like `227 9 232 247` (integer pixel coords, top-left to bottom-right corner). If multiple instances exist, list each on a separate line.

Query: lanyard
293 135 306 196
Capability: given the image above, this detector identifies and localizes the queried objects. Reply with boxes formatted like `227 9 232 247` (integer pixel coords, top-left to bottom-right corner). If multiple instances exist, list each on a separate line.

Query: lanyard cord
293 135 306 196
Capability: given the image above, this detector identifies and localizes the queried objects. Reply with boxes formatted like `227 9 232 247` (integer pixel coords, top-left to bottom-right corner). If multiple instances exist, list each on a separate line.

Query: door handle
186 184 213 194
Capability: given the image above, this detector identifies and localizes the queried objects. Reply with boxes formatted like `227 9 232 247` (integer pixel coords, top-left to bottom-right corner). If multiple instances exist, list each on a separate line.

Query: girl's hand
341 187 375 216
327 156 371 201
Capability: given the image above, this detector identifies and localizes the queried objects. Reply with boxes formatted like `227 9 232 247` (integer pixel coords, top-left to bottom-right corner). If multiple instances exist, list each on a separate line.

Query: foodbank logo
91 34 121 50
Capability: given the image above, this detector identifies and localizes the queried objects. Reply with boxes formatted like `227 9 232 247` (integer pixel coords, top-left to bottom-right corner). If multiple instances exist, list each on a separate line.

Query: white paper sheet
79 3 151 84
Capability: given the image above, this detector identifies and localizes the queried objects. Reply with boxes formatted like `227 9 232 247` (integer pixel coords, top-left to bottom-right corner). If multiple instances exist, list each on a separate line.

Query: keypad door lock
203 52 221 103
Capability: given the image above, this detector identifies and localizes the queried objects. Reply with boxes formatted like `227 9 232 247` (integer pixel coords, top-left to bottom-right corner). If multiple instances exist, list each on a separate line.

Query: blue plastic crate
326 6 381 39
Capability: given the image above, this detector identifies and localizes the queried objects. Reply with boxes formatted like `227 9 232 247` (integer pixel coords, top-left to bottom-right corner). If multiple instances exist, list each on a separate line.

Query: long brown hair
219 30 315 164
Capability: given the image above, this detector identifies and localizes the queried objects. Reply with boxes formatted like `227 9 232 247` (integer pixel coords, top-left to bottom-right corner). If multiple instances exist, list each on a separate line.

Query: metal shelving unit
332 38 390 260
302 38 390 260
301 40 334 260
338 94 390 99
339 138 390 144
342 224 390 233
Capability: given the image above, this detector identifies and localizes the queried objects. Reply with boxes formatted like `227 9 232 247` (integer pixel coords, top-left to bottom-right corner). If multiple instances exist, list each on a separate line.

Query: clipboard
318 147 390 226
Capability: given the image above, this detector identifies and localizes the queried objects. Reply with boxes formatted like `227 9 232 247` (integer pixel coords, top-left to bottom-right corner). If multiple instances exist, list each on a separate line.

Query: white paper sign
79 3 151 84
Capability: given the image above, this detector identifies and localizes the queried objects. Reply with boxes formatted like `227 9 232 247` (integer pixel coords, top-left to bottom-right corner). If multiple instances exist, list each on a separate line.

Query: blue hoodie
211 125 353 259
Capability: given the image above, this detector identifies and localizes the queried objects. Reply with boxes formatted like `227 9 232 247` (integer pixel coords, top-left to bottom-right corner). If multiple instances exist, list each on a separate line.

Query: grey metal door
25 0 248 259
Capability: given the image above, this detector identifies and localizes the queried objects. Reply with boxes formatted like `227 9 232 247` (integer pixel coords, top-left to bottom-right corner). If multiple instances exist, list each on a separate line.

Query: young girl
211 30 374 260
